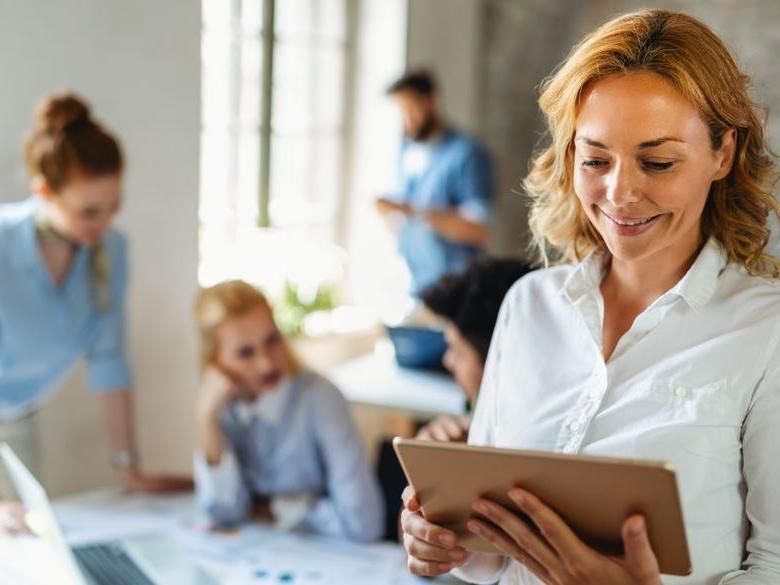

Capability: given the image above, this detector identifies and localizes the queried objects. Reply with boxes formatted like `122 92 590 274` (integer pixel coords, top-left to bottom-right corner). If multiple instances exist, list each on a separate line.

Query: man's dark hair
421 258 535 363
386 69 437 96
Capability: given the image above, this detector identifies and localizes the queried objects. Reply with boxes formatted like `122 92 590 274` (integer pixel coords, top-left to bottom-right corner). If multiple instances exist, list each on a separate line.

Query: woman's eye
643 160 675 172
265 332 281 348
237 346 254 359
581 159 608 168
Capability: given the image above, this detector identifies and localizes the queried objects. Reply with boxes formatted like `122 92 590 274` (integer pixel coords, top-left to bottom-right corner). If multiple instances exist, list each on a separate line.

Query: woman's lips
259 370 281 388
600 209 662 236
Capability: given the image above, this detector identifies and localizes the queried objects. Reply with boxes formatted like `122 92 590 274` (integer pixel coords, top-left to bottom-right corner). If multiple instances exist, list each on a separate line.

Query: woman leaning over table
0 94 191 501
401 9 780 585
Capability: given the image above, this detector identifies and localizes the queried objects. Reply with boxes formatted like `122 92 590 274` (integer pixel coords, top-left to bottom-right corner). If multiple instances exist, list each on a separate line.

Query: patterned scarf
35 215 111 313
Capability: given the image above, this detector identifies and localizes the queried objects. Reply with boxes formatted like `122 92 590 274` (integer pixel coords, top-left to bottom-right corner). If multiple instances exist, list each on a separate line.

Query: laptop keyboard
72 542 155 585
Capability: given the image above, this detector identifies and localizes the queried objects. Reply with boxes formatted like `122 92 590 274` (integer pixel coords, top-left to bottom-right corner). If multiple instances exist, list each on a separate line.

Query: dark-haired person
377 259 533 542
376 69 495 296
0 94 191 507
415 258 535 442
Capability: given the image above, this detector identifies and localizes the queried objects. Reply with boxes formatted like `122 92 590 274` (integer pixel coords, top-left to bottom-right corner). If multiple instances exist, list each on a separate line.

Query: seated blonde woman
193 280 384 542
401 9 780 585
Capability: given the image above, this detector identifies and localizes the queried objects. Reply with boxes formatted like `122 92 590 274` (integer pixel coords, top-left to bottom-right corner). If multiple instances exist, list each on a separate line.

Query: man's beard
411 114 438 141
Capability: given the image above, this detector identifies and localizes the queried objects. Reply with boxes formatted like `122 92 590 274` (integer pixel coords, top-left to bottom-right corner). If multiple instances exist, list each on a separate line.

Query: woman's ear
31 176 54 198
713 128 737 181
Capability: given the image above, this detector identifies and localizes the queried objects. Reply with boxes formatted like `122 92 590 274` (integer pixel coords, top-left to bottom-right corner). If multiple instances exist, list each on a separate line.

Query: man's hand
376 197 413 217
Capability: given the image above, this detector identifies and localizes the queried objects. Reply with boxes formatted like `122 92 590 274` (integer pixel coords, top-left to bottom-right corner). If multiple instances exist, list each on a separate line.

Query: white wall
0 0 201 495
406 0 484 134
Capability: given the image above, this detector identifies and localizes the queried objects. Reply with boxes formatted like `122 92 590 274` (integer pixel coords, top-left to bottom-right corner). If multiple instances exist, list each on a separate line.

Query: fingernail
437 563 453 572
473 501 488 514
509 489 526 504
449 549 465 561
467 520 481 534
630 517 644 536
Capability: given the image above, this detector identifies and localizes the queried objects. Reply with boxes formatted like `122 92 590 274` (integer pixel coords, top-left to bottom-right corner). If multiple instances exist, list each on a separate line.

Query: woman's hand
197 366 241 421
468 488 662 585
119 469 194 493
0 500 28 534
416 415 471 442
197 366 242 466
400 486 470 576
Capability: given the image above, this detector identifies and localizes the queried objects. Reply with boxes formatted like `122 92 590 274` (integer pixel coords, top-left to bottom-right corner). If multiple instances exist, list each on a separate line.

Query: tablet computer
393 437 691 576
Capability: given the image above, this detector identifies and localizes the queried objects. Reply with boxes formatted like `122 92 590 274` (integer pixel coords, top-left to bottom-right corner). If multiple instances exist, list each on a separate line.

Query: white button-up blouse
454 239 780 585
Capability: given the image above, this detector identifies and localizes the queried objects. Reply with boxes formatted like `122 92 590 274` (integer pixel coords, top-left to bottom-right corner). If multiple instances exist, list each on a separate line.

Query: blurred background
0 0 777 496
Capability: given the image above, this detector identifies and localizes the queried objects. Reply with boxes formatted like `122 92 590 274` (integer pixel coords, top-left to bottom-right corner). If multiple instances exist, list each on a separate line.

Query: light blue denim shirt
392 127 494 295
0 197 132 422
194 371 385 543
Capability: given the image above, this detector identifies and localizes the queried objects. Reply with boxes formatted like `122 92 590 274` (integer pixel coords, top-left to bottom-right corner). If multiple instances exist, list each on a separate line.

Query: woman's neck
598 236 703 362
601 237 703 312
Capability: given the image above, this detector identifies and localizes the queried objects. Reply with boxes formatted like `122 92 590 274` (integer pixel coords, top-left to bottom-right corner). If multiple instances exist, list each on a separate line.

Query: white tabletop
329 346 465 417
40 490 456 585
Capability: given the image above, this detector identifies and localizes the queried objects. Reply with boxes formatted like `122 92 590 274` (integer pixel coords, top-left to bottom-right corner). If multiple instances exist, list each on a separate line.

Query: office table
329 348 465 417
33 490 458 585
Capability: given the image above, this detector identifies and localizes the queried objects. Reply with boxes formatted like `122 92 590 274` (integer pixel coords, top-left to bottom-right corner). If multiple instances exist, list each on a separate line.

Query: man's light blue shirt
0 197 132 422
393 127 494 295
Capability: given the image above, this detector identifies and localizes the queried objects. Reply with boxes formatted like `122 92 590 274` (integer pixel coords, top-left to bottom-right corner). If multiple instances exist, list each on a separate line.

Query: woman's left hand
468 488 662 585
120 468 194 493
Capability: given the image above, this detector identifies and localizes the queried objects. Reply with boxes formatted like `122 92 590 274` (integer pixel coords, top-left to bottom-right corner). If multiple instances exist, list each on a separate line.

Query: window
199 0 350 291
200 0 409 331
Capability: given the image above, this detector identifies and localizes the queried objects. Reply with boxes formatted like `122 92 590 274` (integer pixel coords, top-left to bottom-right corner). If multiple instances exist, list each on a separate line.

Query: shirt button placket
566 367 607 453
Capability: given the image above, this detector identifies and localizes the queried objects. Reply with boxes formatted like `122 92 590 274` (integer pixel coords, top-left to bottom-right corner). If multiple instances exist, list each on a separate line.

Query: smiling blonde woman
400 10 780 585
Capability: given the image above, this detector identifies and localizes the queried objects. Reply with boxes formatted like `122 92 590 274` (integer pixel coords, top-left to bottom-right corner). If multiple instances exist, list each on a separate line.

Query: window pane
270 134 317 227
311 133 341 219
314 47 344 129
239 37 263 127
240 0 264 35
272 43 314 133
200 128 235 225
201 34 234 127
275 0 315 38
269 132 341 229
236 130 260 224
202 0 233 31
318 0 346 40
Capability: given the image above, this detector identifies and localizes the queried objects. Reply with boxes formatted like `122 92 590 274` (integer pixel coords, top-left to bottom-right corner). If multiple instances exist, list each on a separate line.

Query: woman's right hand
197 367 241 466
197 366 240 421
0 500 28 535
401 486 470 576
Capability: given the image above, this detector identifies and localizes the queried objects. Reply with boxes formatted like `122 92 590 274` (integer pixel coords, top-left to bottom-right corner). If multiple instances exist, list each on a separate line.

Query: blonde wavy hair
525 9 780 277
193 280 302 373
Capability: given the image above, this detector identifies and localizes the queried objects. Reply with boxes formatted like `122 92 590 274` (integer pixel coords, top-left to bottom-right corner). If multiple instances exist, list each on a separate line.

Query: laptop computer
0 442 217 585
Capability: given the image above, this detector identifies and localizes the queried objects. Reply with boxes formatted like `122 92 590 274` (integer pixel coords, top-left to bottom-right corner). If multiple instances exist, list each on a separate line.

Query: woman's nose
253 351 273 372
606 162 643 206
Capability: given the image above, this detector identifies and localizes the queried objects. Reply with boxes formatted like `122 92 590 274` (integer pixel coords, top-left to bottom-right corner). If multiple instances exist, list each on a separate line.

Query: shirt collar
561 251 606 306
235 377 294 427
561 237 728 313
667 237 727 312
